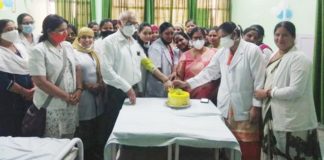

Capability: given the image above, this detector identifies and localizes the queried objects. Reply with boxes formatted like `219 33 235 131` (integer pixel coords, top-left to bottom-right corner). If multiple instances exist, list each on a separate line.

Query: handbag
22 47 67 137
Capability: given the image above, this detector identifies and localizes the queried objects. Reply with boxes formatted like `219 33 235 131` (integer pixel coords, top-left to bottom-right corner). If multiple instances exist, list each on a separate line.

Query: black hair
218 21 242 37
88 21 98 28
173 31 190 41
39 14 67 42
159 22 173 34
68 24 77 34
17 13 33 33
99 19 112 29
250 24 265 37
138 22 151 33
188 27 206 38
243 27 260 36
0 19 14 34
274 21 296 38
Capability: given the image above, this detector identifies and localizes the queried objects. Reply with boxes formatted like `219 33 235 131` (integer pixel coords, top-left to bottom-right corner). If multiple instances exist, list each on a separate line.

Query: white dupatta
0 43 29 75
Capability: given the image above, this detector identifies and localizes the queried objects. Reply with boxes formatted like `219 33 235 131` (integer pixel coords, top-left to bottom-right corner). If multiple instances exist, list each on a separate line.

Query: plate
165 101 191 109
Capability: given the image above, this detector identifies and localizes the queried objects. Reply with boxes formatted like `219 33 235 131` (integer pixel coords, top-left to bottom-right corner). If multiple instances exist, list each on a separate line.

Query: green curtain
144 0 154 24
196 8 210 27
102 0 112 18
314 0 324 123
187 0 197 21
90 0 96 21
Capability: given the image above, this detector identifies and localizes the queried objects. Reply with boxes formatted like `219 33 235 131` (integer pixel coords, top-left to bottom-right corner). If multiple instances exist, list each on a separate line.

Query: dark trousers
97 85 127 159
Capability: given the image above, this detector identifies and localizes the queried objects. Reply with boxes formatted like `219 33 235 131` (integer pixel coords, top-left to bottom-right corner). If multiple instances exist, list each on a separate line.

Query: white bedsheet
0 137 78 160
104 98 240 160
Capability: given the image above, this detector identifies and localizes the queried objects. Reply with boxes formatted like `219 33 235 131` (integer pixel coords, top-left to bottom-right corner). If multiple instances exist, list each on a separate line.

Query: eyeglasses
22 21 34 25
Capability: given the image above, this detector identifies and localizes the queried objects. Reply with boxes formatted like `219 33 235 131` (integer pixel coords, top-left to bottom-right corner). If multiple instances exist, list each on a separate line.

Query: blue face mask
22 24 34 34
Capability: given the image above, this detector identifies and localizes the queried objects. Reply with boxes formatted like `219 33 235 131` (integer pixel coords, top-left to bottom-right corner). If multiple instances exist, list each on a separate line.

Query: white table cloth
104 98 240 160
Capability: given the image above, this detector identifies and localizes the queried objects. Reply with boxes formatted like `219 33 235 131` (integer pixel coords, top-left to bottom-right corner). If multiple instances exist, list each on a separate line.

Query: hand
172 80 189 89
127 88 136 105
22 87 35 101
249 106 261 124
168 72 177 81
254 89 268 100
163 80 173 90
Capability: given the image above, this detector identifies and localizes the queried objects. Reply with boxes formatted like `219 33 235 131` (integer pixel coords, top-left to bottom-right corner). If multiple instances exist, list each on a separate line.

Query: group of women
0 11 321 160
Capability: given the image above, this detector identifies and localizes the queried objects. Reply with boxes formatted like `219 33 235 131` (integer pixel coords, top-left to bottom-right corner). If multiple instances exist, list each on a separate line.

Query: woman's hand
254 89 269 100
163 80 173 90
21 87 35 101
172 80 189 89
168 72 177 81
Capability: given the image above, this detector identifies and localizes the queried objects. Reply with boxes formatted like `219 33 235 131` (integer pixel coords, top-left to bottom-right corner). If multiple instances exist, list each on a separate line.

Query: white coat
188 40 265 120
269 46 318 131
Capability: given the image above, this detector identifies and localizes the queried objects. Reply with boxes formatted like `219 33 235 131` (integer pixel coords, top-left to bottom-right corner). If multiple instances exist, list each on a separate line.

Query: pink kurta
177 48 219 103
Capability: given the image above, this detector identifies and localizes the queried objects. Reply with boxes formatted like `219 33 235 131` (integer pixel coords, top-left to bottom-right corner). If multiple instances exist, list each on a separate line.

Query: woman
0 19 34 136
135 22 152 96
29 14 82 138
243 25 272 61
185 19 197 35
88 21 100 39
255 21 321 160
94 19 115 56
146 22 178 97
17 13 39 50
72 27 105 159
66 24 77 43
173 22 265 160
176 27 219 104
207 26 220 48
150 24 159 42
173 31 190 55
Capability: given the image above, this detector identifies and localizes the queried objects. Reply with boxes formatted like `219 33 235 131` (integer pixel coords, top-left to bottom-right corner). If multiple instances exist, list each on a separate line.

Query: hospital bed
0 136 84 160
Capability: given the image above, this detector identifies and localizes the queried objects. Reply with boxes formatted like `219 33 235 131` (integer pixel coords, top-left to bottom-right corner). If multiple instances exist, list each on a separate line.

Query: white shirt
187 40 265 120
101 30 147 92
29 41 77 110
18 32 39 52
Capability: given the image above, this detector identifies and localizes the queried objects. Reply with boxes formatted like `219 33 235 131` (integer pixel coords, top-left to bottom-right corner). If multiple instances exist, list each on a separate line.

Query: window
111 0 144 22
154 0 187 26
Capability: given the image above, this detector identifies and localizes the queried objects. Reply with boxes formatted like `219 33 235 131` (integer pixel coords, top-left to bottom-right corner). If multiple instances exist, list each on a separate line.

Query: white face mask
22 24 34 34
122 24 135 37
192 39 205 50
1 30 19 43
220 35 234 48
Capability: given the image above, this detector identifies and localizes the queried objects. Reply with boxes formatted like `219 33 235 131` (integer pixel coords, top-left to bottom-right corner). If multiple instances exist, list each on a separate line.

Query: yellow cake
167 88 190 107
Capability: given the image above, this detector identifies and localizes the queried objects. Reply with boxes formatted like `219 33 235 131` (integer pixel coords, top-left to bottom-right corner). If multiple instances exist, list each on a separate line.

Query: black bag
21 45 67 137
21 104 46 137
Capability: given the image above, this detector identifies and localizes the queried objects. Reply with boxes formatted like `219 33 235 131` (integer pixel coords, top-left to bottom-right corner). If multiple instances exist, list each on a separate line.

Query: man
98 10 172 158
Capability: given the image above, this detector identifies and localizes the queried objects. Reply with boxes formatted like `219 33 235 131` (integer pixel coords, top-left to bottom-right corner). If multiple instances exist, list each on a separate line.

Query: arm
271 54 310 100
186 52 221 89
70 65 83 104
249 47 266 107
175 53 186 80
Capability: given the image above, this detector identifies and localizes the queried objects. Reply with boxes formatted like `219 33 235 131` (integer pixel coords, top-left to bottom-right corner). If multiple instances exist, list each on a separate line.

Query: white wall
0 0 52 34
231 0 317 59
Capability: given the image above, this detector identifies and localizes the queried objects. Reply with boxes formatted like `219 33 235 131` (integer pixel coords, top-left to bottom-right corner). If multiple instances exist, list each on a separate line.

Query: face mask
192 39 205 50
1 30 19 43
101 30 115 38
49 31 67 44
22 24 34 34
220 35 234 48
121 25 135 37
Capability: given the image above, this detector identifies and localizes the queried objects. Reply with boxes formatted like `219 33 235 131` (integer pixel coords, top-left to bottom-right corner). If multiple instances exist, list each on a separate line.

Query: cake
167 88 190 107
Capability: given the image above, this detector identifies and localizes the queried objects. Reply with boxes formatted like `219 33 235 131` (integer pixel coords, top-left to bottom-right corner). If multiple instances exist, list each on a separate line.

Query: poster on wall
0 0 15 12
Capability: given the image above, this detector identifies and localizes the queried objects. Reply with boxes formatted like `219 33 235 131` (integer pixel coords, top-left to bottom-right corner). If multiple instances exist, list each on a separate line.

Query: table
104 98 241 160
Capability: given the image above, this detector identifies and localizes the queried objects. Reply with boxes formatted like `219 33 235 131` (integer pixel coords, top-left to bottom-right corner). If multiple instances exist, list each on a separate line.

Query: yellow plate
166 101 191 109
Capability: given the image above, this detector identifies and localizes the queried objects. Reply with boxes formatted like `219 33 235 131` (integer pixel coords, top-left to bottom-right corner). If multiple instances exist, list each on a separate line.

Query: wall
0 0 52 33
231 0 317 59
